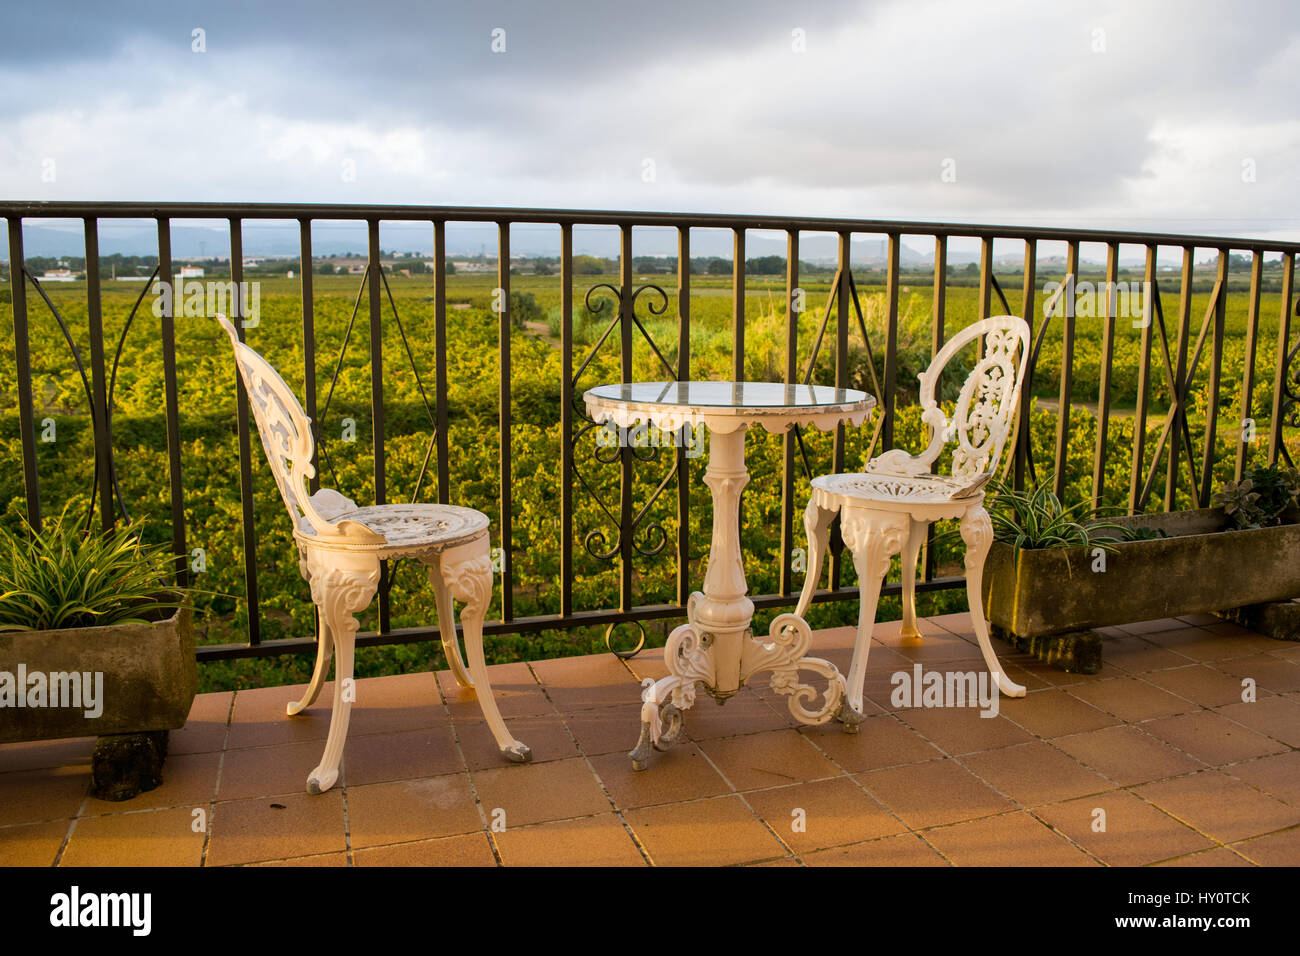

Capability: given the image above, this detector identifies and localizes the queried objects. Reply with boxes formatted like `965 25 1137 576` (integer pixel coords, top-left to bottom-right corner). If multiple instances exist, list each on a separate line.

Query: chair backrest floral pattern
217 315 341 537
913 315 1032 481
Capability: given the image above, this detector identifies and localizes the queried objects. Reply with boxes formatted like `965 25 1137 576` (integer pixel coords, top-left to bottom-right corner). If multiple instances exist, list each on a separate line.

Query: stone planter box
980 508 1300 671
0 598 196 799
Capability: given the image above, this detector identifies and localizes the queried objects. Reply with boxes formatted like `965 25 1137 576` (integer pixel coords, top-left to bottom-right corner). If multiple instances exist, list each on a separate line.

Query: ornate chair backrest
217 315 341 537
914 315 1032 481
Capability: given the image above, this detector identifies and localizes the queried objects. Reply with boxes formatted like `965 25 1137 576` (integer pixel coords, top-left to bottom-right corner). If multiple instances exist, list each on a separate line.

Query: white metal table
583 381 875 770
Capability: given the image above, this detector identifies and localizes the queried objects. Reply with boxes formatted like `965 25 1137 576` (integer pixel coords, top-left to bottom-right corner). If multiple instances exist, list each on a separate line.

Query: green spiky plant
985 477 1126 554
0 505 186 633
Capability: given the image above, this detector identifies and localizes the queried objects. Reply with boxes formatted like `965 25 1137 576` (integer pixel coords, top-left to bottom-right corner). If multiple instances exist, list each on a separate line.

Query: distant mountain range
5 220 1139 268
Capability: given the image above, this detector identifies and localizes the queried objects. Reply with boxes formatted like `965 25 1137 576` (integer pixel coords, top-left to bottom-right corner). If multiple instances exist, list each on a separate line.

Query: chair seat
297 502 489 555
811 470 990 506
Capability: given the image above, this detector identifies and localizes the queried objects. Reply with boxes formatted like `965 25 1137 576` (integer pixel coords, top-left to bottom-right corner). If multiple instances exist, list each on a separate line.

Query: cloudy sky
1 0 1298 244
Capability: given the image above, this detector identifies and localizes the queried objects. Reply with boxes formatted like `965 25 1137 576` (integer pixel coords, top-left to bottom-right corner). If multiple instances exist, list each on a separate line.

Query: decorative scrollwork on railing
569 281 681 566
1278 297 1300 467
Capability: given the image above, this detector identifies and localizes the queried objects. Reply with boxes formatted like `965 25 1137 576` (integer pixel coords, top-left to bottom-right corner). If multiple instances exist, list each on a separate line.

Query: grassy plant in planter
0 507 196 801
980 467 1300 673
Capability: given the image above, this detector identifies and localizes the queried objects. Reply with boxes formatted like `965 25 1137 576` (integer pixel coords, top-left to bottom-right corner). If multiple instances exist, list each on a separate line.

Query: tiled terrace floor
2 612 1298 867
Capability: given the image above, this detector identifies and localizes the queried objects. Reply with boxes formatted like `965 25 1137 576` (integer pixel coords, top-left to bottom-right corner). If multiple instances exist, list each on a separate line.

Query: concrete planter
0 598 196 800
980 508 1300 671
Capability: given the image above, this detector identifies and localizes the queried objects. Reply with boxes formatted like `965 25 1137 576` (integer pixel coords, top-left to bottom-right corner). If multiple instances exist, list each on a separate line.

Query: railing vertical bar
1052 241 1079 498
1091 243 1118 514
498 221 513 622
83 218 114 530
1268 254 1295 465
619 224 633 613
1167 248 1194 511
367 219 390 631
733 228 746 381
433 220 450 504
156 219 187 583
923 234 948 580
1199 250 1228 506
299 219 319 493
780 230 799 595
1015 239 1037 492
560 223 574 618
7 218 40 531
882 233 900 451
676 226 691 607
830 231 850 589
229 219 261 645
1235 251 1263 480
1129 246 1157 513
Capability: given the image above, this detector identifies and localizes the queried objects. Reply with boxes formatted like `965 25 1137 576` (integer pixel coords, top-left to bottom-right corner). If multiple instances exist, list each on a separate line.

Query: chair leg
960 505 1026 698
839 508 910 728
899 517 928 638
422 554 473 688
794 498 837 619
287 607 333 716
303 552 380 795
437 539 532 764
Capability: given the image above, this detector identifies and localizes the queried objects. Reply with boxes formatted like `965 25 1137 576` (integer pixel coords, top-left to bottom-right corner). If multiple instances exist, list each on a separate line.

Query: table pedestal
629 426 846 770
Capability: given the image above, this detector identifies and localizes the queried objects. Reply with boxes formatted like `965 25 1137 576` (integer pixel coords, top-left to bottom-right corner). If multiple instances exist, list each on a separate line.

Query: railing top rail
2 201 1299 255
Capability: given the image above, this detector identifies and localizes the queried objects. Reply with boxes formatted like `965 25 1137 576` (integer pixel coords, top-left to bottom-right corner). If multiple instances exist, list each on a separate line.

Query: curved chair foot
500 741 532 763
837 699 869 733
306 766 340 795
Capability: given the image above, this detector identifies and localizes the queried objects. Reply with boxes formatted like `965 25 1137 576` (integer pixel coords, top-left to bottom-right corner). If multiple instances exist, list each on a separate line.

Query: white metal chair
795 316 1033 727
218 315 530 793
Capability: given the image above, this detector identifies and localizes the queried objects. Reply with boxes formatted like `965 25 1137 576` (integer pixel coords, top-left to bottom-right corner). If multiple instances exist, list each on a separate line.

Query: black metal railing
3 202 1298 662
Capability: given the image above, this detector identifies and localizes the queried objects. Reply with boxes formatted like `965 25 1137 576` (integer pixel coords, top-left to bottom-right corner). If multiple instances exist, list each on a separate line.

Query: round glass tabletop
585 381 871 409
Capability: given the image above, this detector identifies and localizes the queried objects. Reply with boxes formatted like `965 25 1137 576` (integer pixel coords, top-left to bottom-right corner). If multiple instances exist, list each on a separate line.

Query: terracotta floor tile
340 726 464 786
1143 628 1282 662
563 702 645 756
494 813 645 866
1067 678 1198 722
227 684 332 750
437 661 555 720
1103 637 1196 674
1227 751 1300 807
797 714 944 773
1036 790 1213 866
590 743 731 809
251 851 350 866
83 750 221 816
1121 619 1199 636
625 794 786 866
348 672 445 736
170 691 232 755
996 689 1119 739
216 740 327 801
960 741 1113 807
1215 696 1300 748
899 704 1036 755
453 714 578 769
803 832 948 866
0 737 94 775
1052 724 1205 786
744 777 905 853
529 654 641 712
1135 770 1300 843
353 832 497 866
1153 847 1255 866
1231 827 1300 865
470 757 609 827
347 774 483 847
859 759 1016 829
1144 664 1258 708
1176 613 1222 627
687 690 800 738
61 806 205 867
922 811 1097 866
699 730 843 791
1211 655 1300 695
0 819 70 866
0 766 88 826
1143 711 1287 766
206 791 346 866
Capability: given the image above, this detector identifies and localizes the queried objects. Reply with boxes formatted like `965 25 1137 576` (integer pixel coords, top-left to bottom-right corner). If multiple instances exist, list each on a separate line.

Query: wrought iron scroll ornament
1280 296 1300 465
